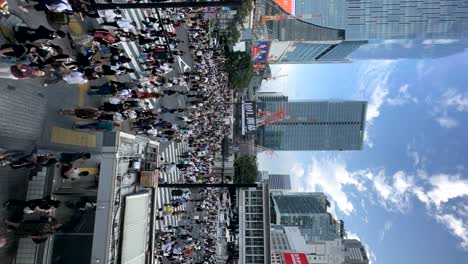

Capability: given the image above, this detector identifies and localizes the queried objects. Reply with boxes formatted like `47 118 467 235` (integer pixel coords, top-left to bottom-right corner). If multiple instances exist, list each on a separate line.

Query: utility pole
93 0 243 10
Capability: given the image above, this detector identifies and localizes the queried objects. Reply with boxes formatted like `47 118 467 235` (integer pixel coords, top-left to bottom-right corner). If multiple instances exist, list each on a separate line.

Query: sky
258 50 468 264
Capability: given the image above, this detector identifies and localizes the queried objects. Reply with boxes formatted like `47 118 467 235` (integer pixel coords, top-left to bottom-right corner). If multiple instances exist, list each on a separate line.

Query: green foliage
236 0 253 23
225 24 241 47
234 155 258 184
225 50 254 91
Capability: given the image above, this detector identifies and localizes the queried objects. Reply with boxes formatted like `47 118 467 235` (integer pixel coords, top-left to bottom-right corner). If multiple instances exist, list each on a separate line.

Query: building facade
271 193 341 243
255 0 468 62
343 239 369 264
256 100 367 151
294 0 468 40
239 180 271 264
268 40 367 64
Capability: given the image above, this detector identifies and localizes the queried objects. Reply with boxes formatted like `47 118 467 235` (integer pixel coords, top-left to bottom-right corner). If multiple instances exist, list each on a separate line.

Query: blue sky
258 52 468 264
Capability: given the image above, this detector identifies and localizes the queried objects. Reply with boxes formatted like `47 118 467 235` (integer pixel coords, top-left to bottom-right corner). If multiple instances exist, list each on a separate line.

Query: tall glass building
256 0 468 61
256 100 367 151
294 0 468 40
271 193 341 242
272 40 368 63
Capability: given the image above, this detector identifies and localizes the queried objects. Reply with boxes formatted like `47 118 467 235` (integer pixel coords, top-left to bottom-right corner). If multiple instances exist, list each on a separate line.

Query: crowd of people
0 2 234 263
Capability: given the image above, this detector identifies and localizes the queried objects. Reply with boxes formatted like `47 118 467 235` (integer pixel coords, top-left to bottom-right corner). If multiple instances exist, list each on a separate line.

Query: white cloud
435 213 468 250
441 89 468 112
406 144 420 167
298 158 368 215
387 84 419 106
357 61 396 123
379 220 393 243
367 84 389 122
435 115 459 128
424 175 468 208
372 170 414 212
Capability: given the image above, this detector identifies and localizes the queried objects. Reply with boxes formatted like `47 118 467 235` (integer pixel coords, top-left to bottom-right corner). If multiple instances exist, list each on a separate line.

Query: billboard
283 253 309 264
273 0 295 14
241 101 257 135
251 41 271 63
268 41 293 63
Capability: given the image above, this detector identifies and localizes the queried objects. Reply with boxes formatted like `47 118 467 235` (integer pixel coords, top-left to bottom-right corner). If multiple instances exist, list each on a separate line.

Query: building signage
241 101 257 135
273 0 295 14
251 41 271 63
283 253 309 264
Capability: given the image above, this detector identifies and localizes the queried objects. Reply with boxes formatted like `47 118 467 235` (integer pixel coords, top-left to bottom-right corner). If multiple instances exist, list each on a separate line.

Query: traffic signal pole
94 1 243 10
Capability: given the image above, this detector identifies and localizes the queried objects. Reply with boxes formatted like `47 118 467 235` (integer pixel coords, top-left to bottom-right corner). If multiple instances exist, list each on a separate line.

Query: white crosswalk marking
96 7 175 81
155 142 189 230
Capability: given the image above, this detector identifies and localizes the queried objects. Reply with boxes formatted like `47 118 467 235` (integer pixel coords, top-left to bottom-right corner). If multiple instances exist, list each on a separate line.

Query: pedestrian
3 218 63 243
58 152 91 163
59 107 100 119
14 25 66 43
62 71 88 84
62 167 90 180
74 120 118 131
0 63 45 80
100 18 136 31
3 197 61 214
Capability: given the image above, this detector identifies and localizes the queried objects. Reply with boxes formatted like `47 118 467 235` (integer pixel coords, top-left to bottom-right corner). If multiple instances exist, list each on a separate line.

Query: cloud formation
291 157 468 250
357 61 396 123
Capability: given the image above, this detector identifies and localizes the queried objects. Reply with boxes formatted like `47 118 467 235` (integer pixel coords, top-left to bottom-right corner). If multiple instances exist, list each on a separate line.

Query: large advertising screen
283 253 309 264
252 41 271 63
273 0 295 14
241 101 257 135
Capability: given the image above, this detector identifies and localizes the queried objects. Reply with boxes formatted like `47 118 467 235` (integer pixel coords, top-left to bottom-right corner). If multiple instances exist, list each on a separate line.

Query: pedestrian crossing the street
155 141 189 230
96 8 176 80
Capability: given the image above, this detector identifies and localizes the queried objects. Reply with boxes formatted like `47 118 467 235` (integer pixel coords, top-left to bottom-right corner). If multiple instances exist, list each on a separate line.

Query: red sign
273 0 294 14
283 253 309 264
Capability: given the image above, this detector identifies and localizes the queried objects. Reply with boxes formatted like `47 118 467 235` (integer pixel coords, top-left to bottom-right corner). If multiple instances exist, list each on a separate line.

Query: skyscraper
255 0 468 62
343 239 370 264
268 174 292 190
269 40 368 64
257 171 292 191
256 100 367 151
293 0 468 40
271 192 341 242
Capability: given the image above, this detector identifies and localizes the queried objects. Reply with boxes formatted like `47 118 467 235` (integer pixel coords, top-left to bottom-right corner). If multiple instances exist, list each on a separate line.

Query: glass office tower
295 0 468 40
256 100 367 151
271 193 340 242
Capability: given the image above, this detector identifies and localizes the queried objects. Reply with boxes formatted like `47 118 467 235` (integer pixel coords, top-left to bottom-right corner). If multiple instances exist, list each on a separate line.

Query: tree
225 50 254 91
235 0 253 23
234 156 258 184
225 26 241 47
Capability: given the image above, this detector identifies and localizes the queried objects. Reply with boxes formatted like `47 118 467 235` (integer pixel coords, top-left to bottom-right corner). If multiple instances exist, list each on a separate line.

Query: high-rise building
350 39 468 60
256 100 367 151
257 171 292 191
238 180 271 264
273 0 468 40
343 239 370 264
268 40 368 64
268 174 292 190
256 92 289 103
255 0 468 62
271 193 341 242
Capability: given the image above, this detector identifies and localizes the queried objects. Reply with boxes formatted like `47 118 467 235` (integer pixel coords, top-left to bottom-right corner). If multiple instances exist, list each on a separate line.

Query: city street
0 1 219 263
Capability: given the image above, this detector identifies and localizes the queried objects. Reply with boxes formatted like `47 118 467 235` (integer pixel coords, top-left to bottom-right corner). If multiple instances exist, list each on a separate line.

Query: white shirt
116 19 134 30
63 71 87 84
64 168 81 180
46 1 73 12
98 10 119 20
